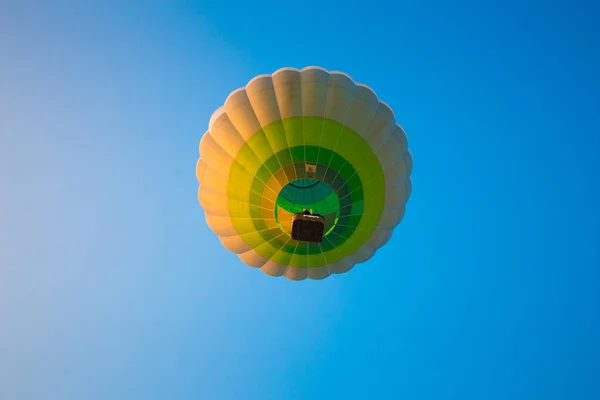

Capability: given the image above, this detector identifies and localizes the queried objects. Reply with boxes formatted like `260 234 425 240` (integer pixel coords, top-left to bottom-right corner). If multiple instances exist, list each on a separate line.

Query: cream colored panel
365 228 393 250
391 123 409 153
404 151 413 175
385 180 411 207
208 106 225 130
199 133 234 171
345 84 379 136
376 126 405 172
238 248 269 268
323 72 356 125
261 260 288 277
272 68 302 119
284 266 308 280
363 101 396 151
378 206 406 230
300 67 330 117
208 112 248 159
382 154 411 189
328 259 354 274
220 235 252 254
199 164 228 195
224 89 262 141
246 75 282 127
347 244 375 264
198 187 229 216
307 266 330 280
196 159 207 183
205 214 237 237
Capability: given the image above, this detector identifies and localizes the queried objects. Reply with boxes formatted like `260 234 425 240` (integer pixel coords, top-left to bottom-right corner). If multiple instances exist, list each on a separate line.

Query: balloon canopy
196 66 412 280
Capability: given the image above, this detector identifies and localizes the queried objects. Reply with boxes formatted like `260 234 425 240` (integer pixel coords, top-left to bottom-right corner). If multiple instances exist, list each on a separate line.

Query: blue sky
1 1 599 399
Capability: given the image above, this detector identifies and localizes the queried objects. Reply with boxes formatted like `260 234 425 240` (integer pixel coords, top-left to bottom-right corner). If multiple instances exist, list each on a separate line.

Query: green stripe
228 117 385 267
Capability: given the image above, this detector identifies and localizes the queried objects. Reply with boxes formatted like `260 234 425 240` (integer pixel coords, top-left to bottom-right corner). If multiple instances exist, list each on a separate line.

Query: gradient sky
1 1 599 399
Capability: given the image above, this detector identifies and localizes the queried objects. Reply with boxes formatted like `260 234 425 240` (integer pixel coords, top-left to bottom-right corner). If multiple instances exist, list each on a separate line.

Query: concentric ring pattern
196 66 413 280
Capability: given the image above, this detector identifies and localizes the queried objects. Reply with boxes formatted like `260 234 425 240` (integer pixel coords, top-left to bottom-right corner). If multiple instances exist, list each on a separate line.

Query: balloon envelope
196 66 412 280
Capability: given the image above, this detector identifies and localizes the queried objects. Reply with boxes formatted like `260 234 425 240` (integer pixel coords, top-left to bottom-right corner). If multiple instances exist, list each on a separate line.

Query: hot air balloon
196 66 412 280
